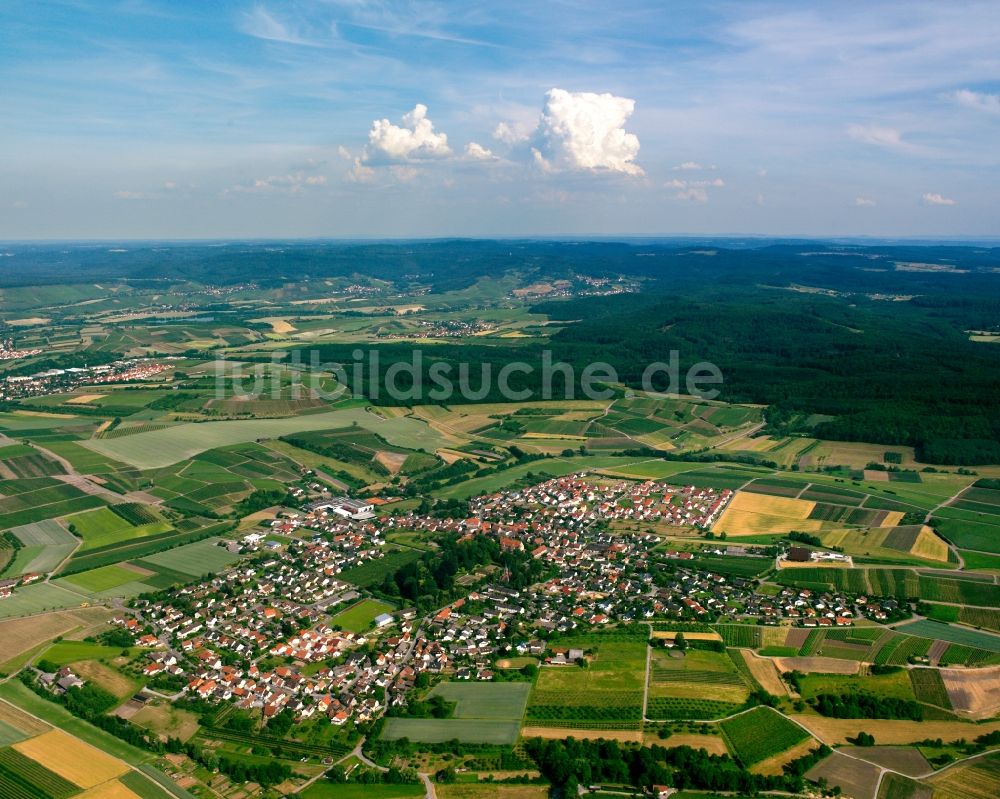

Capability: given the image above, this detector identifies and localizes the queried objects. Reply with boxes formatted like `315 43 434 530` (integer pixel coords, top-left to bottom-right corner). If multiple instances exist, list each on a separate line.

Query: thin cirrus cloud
855 196 877 206
952 89 1000 113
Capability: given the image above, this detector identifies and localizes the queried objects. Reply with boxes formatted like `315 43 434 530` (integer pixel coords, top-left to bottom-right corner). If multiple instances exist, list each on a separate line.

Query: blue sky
2 0 999 238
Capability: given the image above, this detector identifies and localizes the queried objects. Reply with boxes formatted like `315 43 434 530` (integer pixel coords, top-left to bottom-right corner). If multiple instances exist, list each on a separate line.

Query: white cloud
846 123 907 150
953 88 1000 114
239 5 317 46
922 192 956 206
672 161 715 171
366 104 451 162
532 88 642 176
464 142 497 161
854 196 876 206
665 177 724 203
227 172 327 194
337 145 353 161
163 180 177 190
348 158 375 183
493 121 531 145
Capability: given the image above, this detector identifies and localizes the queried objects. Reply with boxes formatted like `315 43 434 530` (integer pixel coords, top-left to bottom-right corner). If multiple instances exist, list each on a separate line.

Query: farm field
382 681 529 744
927 751 1000 799
68 507 171 552
0 583 89 620
714 492 820 535
527 637 647 728
301 784 425 799
81 407 452 469
135 537 242 577
646 648 750 719
0 607 113 673
428 681 531 719
894 620 1000 653
940 666 1000 718
5 519 78 575
13 728 129 788
806 750 883 799
719 707 811 767
380 717 521 745
789 714 1000 745
840 745 931 777
330 598 394 632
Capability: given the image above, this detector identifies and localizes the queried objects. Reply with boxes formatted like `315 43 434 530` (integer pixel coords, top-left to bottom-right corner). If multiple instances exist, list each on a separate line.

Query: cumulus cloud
464 142 497 161
953 88 1000 114
665 177 725 203
922 192 956 206
493 121 531 145
855 196 876 206
531 88 642 176
366 104 451 162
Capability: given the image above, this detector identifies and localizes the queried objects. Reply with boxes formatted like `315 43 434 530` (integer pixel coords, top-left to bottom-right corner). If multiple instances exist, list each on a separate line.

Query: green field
81 408 451 469
68 506 172 551
429 681 531 719
331 599 394 632
382 681 530 744
59 564 146 593
0 583 88 620
338 548 421 586
5 520 77 575
0 681 149 764
894 620 1000 653
301 784 425 799
0 747 79 799
136 537 242 577
381 717 522 745
720 707 811 766
527 638 647 727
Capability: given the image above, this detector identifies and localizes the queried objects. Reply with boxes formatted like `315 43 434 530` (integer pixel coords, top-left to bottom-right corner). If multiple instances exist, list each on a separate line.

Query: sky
1 0 999 239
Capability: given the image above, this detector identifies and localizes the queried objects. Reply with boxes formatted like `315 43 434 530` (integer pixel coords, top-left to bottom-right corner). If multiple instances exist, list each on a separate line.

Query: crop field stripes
649 668 745 686
0 748 80 799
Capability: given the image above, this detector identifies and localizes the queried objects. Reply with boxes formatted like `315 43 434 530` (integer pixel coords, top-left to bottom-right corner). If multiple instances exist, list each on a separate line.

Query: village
20 472 907 736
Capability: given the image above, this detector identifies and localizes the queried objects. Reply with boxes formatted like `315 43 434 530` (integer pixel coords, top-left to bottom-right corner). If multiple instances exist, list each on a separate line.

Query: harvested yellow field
735 650 788 696
0 700 50 737
942 666 1000 719
881 510 905 527
521 726 642 743
7 317 50 326
751 737 818 776
909 525 950 560
374 450 407 473
791 716 1000 746
65 394 105 405
715 491 818 535
521 432 587 440
73 660 136 699
78 781 143 799
928 752 1000 799
651 631 722 642
14 729 129 788
260 318 296 334
0 612 84 665
775 657 860 675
